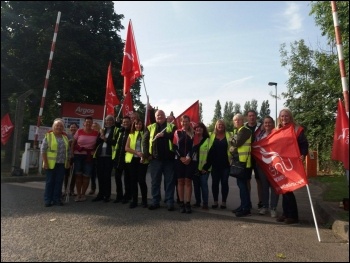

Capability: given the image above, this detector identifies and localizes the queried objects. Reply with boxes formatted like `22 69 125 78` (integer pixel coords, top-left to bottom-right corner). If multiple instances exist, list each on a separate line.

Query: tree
199 102 203 123
1 2 144 160
259 100 271 120
243 101 251 117
208 100 222 131
280 39 344 172
233 103 241 115
223 101 234 131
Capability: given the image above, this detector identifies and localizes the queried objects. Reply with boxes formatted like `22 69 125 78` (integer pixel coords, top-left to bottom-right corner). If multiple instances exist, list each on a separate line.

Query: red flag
252 125 308 194
174 100 200 129
1 113 14 145
122 92 134 117
105 62 119 116
331 99 349 169
121 20 142 96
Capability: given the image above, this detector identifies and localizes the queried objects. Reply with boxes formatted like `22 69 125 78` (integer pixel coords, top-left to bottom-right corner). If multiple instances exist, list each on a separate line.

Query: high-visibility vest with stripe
125 131 149 164
111 127 123 160
45 132 69 169
198 137 211 171
147 123 174 154
208 131 232 164
233 126 252 168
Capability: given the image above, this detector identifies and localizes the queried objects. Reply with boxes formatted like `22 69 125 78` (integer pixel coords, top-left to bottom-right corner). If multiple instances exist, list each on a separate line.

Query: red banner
331 99 349 169
121 20 142 96
252 125 308 194
105 62 119 116
174 100 200 129
1 113 14 145
122 92 134 117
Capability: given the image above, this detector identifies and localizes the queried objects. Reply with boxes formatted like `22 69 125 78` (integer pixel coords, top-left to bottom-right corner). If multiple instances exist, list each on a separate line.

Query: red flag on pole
122 92 134 117
1 113 14 145
105 62 119 116
331 99 349 170
174 100 200 128
252 125 308 194
121 20 142 96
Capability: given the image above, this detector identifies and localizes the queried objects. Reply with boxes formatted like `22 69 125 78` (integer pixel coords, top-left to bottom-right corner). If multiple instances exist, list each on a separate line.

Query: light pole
268 82 278 123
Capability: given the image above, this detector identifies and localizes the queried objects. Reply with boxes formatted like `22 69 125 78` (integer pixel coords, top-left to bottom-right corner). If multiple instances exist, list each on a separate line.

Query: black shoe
44 203 52 207
185 203 192 214
193 203 201 208
122 199 130 204
180 204 186 213
167 206 175 211
113 198 123 203
142 202 148 208
92 196 104 202
257 201 263 209
148 204 160 210
103 197 111 203
212 204 218 209
235 210 251 217
220 205 227 209
129 202 137 208
232 206 242 213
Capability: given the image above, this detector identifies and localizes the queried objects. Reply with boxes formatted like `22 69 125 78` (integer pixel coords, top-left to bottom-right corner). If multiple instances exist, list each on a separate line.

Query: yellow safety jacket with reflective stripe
198 137 211 171
208 132 232 164
111 127 122 160
148 123 174 154
45 132 69 169
125 131 149 164
233 126 252 168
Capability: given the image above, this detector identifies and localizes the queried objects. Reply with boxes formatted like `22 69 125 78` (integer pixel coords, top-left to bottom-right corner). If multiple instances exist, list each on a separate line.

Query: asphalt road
1 175 349 262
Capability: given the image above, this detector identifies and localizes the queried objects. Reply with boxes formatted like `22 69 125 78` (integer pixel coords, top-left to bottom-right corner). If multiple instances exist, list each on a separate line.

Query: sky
113 1 329 125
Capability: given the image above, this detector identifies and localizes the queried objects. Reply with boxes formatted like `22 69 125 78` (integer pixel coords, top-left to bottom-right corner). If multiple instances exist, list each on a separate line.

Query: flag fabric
174 100 200 129
331 99 349 170
122 92 134 117
1 113 14 145
121 20 142 96
252 124 308 194
105 62 119 116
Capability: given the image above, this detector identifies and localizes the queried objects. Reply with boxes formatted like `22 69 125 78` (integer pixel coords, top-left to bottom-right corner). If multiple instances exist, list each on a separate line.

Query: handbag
229 160 246 179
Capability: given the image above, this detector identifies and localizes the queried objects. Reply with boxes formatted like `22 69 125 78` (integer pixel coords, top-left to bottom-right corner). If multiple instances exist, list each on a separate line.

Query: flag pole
305 184 321 242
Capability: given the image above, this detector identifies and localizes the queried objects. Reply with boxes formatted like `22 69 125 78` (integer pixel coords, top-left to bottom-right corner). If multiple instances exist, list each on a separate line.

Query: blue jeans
149 159 175 207
236 168 251 211
211 167 230 202
44 163 65 205
257 166 279 209
193 172 209 206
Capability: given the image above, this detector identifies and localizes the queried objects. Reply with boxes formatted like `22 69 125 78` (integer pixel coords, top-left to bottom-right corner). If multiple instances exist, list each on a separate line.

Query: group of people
41 107 308 224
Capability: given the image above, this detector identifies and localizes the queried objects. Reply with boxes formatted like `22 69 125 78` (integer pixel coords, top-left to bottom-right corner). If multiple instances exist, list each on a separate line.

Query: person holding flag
276 109 309 224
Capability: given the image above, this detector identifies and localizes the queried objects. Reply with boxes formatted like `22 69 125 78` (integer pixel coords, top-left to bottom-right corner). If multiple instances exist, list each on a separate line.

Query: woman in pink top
71 116 99 201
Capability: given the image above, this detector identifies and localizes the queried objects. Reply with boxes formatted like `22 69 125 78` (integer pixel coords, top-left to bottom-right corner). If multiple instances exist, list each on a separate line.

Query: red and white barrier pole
34 11 61 148
331 1 349 113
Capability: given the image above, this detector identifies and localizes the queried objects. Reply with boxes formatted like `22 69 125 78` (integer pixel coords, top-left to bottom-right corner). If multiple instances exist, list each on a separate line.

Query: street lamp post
268 82 278 123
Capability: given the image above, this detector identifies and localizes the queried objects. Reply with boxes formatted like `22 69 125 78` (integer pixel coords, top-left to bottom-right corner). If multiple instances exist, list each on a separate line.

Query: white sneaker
259 208 267 215
270 209 277 218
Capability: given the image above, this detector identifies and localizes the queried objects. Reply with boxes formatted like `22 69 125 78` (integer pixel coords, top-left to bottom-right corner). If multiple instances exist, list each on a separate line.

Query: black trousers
96 156 113 199
114 164 131 200
282 191 298 219
127 157 148 204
